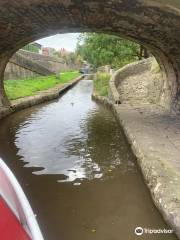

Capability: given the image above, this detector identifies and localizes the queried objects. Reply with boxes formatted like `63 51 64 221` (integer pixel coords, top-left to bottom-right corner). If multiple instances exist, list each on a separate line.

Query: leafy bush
94 72 111 96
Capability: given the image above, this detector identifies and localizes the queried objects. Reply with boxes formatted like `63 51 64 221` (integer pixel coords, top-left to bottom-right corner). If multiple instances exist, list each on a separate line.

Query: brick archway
0 0 180 110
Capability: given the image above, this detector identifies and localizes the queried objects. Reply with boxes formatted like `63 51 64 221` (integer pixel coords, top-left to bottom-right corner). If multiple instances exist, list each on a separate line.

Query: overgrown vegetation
5 71 80 100
93 72 111 96
22 43 40 53
76 33 150 69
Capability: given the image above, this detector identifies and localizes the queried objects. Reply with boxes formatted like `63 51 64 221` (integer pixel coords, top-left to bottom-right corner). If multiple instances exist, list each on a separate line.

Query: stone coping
0 75 83 120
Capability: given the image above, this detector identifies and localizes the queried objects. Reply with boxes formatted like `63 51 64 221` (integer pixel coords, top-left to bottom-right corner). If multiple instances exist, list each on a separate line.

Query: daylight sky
36 33 80 52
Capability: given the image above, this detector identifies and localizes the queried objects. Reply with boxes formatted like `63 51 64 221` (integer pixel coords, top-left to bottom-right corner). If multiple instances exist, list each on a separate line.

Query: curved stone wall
0 1 179 109
111 58 164 106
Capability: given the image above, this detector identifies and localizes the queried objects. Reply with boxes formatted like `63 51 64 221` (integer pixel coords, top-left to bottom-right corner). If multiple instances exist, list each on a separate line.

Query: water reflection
15 80 134 183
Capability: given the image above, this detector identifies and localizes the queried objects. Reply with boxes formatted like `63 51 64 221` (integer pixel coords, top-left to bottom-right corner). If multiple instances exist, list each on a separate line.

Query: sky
36 33 80 52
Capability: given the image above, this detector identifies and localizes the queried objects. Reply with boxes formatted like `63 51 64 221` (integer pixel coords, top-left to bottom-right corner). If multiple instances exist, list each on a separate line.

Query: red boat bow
0 158 43 240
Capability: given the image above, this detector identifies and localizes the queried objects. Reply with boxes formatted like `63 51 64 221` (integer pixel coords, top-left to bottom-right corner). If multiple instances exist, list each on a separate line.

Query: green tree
76 33 148 68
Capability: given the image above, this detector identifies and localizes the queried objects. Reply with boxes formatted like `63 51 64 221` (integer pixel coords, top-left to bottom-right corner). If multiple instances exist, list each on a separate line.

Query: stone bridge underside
0 0 180 110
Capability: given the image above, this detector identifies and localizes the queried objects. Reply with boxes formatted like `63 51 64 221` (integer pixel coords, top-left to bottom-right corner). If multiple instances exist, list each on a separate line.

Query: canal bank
92 60 180 238
0 75 83 120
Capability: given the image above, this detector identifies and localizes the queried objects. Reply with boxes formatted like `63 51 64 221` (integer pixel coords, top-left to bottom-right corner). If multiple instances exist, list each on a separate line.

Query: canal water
0 80 177 240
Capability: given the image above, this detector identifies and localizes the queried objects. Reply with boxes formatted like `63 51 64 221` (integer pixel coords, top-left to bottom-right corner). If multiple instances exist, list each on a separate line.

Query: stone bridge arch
0 0 180 110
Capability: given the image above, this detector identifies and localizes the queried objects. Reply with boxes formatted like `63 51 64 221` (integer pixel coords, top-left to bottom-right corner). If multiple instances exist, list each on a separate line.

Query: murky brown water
0 80 177 240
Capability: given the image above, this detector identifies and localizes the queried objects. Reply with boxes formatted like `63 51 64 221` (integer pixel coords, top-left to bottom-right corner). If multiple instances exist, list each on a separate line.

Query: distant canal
0 80 177 240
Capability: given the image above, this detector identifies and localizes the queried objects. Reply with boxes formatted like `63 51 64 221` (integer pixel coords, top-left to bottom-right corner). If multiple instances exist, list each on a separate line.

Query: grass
5 71 80 100
94 72 111 97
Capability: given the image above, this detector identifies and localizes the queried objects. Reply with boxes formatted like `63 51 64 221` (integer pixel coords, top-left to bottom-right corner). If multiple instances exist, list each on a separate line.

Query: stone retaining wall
5 62 40 80
110 58 164 106
19 50 78 73
4 51 54 80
